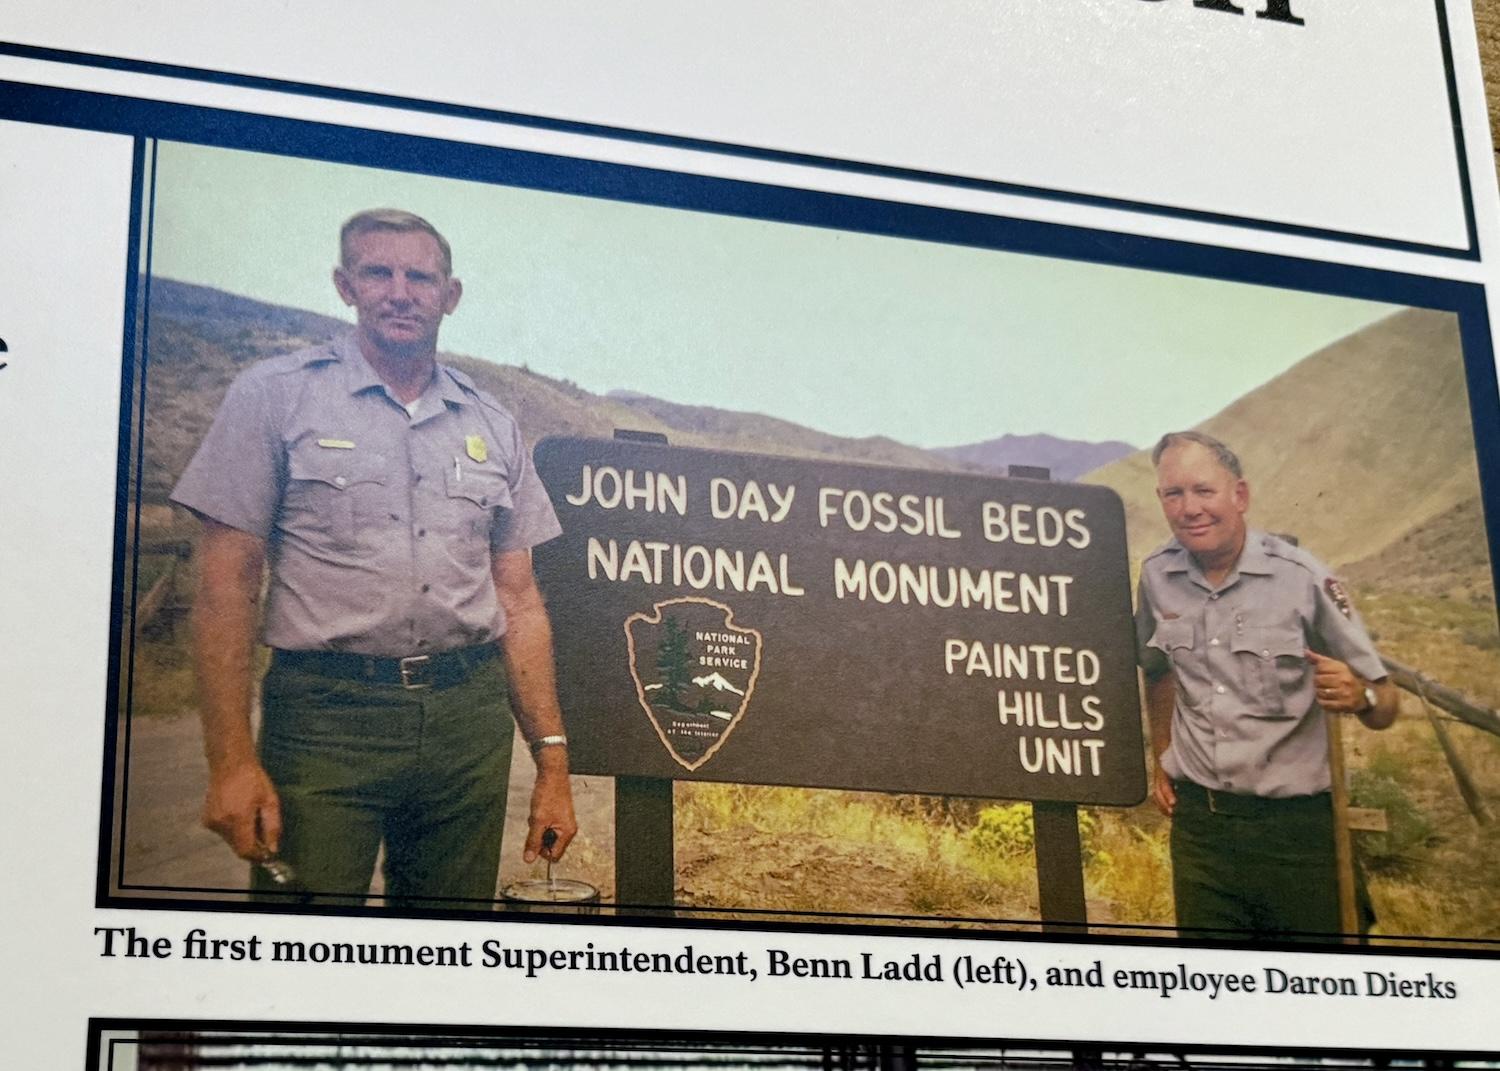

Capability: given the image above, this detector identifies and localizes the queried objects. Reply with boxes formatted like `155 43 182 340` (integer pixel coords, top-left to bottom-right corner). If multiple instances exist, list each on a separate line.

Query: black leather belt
272 644 497 690
1173 779 1332 818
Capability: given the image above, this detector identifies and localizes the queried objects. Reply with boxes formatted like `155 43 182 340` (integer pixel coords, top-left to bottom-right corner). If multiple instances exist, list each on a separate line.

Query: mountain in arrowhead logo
624 597 763 770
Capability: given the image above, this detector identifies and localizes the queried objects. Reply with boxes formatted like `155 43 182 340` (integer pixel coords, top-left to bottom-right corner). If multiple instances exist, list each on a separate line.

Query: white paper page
2 3 1500 1067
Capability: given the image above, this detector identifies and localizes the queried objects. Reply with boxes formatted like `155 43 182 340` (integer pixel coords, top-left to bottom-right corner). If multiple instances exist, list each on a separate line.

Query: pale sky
149 141 1399 449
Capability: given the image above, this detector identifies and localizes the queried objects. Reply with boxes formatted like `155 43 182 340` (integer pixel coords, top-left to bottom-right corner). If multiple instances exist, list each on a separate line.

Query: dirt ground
117 707 1026 922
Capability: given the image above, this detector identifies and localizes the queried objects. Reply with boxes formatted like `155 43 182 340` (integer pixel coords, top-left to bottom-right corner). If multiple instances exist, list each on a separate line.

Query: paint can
500 878 602 915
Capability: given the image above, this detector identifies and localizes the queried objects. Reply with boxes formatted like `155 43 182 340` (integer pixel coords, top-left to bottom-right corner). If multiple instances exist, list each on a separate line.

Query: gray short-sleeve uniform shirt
1134 530 1385 798
170 332 562 656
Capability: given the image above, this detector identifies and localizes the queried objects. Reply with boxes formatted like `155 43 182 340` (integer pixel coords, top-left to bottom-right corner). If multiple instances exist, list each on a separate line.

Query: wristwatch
529 734 569 755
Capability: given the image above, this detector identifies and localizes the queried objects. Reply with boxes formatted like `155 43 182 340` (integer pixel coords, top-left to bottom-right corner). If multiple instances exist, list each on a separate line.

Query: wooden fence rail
1380 656 1500 739
134 559 178 632
132 539 192 633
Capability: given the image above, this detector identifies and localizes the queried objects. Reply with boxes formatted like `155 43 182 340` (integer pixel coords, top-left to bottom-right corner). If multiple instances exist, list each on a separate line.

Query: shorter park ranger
1135 431 1398 937
171 208 577 906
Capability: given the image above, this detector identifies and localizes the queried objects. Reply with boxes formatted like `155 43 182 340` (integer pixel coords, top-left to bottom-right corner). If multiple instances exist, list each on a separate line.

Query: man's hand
524 756 577 864
1307 649 1367 713
1307 649 1398 729
1152 766 1177 817
202 759 282 861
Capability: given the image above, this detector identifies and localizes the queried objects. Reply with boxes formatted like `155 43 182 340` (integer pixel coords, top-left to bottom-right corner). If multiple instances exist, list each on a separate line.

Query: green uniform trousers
251 655 514 909
1171 780 1371 940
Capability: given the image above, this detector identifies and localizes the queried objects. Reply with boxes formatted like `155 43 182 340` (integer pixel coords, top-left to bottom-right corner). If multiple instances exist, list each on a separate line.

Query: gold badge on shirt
317 438 356 450
465 435 488 463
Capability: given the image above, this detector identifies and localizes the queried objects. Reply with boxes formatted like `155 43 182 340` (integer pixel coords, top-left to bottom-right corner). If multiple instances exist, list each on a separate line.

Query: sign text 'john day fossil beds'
532 438 1146 805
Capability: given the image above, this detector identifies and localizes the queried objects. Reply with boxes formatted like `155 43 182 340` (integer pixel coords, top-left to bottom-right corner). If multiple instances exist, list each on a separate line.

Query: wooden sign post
1008 464 1088 931
1324 712 1360 941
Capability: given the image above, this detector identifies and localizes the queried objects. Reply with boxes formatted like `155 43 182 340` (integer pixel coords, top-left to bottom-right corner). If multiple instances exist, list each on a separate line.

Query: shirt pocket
1148 618 1195 662
444 467 513 567
1230 624 1305 718
285 445 388 547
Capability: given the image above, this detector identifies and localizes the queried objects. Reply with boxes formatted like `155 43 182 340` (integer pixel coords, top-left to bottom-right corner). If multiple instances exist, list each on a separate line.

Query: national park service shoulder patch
1325 577 1352 618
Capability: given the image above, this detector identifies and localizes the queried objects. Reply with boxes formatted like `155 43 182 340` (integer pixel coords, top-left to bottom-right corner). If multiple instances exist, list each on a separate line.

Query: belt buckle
1205 786 1219 814
399 654 432 690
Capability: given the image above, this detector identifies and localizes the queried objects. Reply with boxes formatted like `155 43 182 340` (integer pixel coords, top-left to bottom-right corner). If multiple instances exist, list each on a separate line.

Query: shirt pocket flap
288 445 386 489
1148 618 1195 652
1231 625 1303 661
445 467 514 510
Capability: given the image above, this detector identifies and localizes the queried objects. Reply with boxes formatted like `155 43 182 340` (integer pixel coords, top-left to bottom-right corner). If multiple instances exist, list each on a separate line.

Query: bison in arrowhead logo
624 597 763 771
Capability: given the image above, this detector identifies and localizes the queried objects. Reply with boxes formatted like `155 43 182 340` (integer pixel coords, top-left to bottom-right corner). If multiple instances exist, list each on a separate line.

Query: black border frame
0 0 1483 261
4 68 1499 954
87 1019 1500 1069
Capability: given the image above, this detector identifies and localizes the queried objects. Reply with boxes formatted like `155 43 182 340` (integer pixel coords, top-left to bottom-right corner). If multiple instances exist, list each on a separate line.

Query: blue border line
112 139 160 898
97 135 148 907
34 68 1500 952
0 26 1479 262
0 78 1482 308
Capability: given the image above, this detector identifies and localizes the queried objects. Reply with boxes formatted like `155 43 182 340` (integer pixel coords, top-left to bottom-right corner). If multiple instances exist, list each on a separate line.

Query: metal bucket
500 877 602 915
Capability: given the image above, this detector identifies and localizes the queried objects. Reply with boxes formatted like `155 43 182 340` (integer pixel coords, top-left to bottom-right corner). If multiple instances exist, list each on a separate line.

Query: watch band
529 734 569 755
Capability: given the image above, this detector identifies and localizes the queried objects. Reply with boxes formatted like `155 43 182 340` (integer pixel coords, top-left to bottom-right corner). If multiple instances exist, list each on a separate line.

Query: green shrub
1349 770 1435 872
966 803 1098 861
1363 745 1407 783
967 803 1033 857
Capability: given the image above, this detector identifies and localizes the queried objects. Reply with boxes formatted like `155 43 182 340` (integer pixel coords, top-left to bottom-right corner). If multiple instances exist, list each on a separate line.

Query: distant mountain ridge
603 390 967 473
935 433 1135 482
144 279 1131 492
141 282 1490 596
141 279 973 501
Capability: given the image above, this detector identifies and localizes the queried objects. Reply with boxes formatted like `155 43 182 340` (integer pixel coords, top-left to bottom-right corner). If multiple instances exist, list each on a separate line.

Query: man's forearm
193 529 266 772
190 521 283 860
1145 672 1176 763
498 593 568 754
493 555 577 861
194 596 259 770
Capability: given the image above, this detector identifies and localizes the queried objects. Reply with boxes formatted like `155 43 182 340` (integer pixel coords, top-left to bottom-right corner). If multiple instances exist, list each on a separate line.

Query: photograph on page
97 128 1500 949
93 1026 1500 1071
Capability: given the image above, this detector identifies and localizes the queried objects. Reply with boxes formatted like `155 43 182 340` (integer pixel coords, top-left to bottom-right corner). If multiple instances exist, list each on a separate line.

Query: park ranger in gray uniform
1135 430 1398 937
171 208 577 906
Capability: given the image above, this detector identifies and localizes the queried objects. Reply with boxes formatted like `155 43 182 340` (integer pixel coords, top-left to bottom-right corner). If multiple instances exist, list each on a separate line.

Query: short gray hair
1151 431 1243 479
339 208 452 275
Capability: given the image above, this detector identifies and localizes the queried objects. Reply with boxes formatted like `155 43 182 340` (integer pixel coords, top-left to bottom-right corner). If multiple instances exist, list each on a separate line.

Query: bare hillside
1343 496 1497 604
1083 308 1483 568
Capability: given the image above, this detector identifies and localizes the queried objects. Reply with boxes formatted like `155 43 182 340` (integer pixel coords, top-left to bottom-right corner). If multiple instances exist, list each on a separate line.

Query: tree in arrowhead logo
624 597 763 771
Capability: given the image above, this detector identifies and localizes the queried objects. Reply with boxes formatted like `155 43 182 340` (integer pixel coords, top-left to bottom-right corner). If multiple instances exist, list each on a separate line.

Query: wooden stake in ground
1325 708 1360 941
1414 679 1495 825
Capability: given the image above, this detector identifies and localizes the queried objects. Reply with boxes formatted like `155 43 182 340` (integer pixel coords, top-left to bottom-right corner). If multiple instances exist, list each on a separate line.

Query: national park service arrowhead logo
624 597 762 771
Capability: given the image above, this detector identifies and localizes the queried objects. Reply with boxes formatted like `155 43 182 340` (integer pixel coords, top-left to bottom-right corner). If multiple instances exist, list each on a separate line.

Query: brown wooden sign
533 437 1147 805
